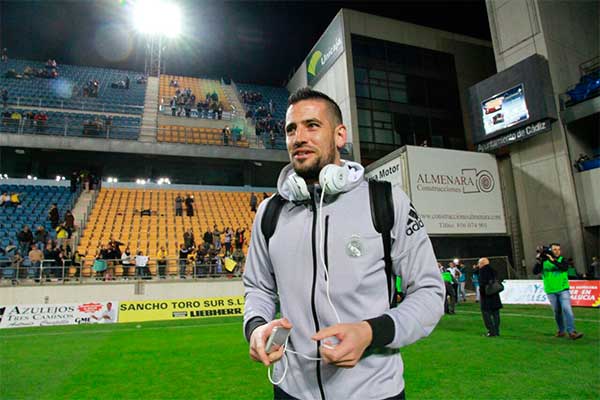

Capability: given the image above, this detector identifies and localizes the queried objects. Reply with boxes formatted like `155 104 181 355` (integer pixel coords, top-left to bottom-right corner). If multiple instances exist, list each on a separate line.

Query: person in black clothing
175 195 183 216
48 203 60 229
203 229 213 249
185 194 194 217
178 243 190 278
234 227 246 250
70 171 78 193
478 257 502 337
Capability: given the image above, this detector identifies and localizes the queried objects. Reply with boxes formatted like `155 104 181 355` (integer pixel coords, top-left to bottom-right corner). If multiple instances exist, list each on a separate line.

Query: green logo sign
306 15 344 86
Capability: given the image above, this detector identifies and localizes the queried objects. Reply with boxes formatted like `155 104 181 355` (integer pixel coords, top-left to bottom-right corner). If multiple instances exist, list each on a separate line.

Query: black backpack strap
368 180 396 308
261 194 287 248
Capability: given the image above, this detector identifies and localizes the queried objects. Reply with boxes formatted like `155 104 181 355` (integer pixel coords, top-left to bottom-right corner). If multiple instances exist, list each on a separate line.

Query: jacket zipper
310 192 326 400
324 215 330 278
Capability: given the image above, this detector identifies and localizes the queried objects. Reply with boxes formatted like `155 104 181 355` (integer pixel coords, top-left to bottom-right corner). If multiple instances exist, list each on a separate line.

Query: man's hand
547 255 555 262
249 318 293 367
312 322 373 368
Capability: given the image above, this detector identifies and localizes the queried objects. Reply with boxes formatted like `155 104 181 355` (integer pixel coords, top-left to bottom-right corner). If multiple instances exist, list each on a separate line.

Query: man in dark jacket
478 257 502 337
175 195 183 217
48 203 60 229
16 225 34 257
184 194 194 217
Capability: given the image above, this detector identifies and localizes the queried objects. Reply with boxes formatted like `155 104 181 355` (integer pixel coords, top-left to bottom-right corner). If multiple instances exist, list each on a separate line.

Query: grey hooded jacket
243 161 444 400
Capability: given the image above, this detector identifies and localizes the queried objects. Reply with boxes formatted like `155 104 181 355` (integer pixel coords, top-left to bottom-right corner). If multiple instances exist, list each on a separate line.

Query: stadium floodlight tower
132 0 181 77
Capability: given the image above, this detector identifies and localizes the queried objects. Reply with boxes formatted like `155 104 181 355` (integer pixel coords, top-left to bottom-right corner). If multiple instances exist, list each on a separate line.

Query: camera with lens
536 245 553 260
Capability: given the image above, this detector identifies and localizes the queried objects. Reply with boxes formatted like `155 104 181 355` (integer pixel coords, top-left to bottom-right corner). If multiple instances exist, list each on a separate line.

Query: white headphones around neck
284 164 348 202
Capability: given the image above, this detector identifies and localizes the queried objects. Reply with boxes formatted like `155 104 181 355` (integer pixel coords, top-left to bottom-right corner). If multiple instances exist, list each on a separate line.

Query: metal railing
5 95 144 115
0 117 140 140
0 255 244 285
158 97 237 121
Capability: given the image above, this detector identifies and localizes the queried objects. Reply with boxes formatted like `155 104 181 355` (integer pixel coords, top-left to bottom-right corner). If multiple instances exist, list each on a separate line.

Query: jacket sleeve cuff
244 316 268 342
365 314 395 348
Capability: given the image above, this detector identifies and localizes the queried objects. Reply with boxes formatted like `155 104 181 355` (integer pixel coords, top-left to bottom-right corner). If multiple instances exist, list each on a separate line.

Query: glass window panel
390 89 407 103
388 72 406 83
356 83 370 98
374 129 393 144
354 68 368 83
373 111 391 122
370 85 389 100
359 127 373 142
357 109 372 126
369 69 387 80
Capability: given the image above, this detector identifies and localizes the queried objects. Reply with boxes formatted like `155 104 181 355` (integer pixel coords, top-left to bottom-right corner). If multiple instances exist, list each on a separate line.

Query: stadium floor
0 303 598 399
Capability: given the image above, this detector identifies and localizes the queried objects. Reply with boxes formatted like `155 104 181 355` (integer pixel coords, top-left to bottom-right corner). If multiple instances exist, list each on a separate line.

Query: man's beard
292 147 336 182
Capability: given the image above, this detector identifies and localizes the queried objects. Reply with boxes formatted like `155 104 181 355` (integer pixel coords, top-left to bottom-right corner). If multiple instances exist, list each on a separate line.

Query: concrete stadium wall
0 280 245 305
485 0 599 270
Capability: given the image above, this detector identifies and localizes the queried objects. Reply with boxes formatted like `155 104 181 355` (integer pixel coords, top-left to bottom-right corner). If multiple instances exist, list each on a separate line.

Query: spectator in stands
34 112 48 133
249 192 257 213
203 229 213 250
10 251 24 281
10 110 21 127
1 89 7 108
478 257 502 337
223 125 231 146
169 96 177 117
0 192 9 206
175 194 183 216
234 227 246 250
125 76 130 90
8 192 20 207
48 203 60 229
170 78 178 87
183 229 195 250
17 225 34 258
1 48 7 62
533 243 583 339
64 210 75 238
157 246 167 279
136 75 147 84
108 237 124 259
44 242 59 280
28 243 44 280
217 101 223 120
135 250 150 278
177 243 190 279
224 227 233 256
34 226 49 250
185 194 194 217
70 171 80 193
231 247 245 274
55 222 69 248
212 225 222 248
120 247 132 279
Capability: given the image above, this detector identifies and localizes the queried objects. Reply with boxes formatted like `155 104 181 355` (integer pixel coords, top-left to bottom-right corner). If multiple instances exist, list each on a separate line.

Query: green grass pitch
1 303 598 399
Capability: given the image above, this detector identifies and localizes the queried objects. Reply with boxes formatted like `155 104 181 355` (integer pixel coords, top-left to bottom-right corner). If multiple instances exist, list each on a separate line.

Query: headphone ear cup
285 174 310 201
319 164 348 195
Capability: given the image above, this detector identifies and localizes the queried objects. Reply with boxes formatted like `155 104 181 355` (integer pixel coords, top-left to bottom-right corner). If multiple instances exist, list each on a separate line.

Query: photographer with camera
533 243 583 340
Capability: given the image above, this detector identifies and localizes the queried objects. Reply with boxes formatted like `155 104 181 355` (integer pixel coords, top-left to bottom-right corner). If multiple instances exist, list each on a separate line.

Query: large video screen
481 84 529 135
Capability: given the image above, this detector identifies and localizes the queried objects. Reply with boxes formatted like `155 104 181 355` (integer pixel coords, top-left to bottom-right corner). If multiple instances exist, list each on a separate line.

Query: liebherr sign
406 146 506 235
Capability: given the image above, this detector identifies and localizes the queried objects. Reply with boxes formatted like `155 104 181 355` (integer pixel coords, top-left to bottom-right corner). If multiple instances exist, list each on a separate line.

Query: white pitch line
458 310 600 323
0 321 241 339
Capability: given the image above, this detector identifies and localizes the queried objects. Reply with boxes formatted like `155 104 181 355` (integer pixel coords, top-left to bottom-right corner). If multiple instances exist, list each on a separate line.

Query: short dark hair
288 87 343 125
550 242 561 247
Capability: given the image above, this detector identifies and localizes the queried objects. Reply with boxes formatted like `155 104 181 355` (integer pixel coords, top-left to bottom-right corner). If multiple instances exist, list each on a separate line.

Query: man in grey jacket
243 88 444 400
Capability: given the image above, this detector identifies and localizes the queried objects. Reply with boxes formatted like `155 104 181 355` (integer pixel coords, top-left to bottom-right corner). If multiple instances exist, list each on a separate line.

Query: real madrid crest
346 235 364 258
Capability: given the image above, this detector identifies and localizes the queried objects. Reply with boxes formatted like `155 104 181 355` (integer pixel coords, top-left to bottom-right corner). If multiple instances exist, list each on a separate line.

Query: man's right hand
249 317 292 366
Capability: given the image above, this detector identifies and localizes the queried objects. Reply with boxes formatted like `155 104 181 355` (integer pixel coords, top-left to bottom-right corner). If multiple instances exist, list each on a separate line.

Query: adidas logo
406 203 424 236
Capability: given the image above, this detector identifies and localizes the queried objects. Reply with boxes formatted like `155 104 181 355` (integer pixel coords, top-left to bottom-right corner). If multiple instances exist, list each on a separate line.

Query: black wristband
244 316 268 342
365 314 395 348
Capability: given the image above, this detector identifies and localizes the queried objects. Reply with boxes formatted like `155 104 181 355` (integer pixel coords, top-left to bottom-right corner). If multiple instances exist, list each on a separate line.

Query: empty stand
157 125 249 147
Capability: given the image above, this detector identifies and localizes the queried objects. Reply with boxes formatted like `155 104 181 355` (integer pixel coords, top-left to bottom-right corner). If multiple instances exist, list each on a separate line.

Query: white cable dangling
319 189 341 324
268 337 322 385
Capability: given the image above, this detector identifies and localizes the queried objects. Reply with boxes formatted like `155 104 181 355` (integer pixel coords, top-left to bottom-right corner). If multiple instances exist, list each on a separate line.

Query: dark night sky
0 0 491 86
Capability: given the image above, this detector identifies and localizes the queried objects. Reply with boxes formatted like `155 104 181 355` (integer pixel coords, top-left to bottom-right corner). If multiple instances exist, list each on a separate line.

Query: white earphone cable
268 181 342 386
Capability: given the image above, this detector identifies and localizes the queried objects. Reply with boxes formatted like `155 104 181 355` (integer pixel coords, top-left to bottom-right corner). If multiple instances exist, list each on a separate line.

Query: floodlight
132 0 181 38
